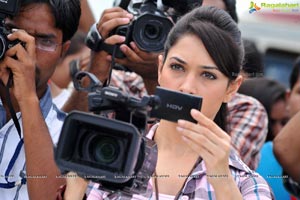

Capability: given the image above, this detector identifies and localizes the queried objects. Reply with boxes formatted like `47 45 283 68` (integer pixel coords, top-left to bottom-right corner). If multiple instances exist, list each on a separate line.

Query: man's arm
79 0 95 33
109 42 160 94
62 50 111 113
62 7 133 112
20 97 65 199
274 110 300 182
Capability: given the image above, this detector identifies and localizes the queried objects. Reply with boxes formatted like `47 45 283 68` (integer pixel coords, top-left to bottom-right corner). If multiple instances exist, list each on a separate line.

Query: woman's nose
179 74 197 95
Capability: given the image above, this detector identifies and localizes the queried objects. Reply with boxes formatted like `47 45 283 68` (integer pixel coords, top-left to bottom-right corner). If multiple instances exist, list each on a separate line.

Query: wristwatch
85 23 114 53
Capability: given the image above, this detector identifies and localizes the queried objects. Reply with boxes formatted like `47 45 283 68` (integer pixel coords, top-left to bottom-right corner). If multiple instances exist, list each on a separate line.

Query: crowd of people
0 0 299 199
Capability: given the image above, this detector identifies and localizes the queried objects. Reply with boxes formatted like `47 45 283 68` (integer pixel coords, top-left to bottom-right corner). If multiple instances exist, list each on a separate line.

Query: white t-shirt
52 89 71 109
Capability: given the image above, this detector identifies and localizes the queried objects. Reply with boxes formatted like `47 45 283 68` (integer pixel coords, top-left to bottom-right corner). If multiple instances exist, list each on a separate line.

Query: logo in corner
249 1 261 13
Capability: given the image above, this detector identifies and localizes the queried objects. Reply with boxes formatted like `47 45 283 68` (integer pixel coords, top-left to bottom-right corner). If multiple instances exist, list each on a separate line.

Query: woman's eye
170 64 184 71
202 72 216 80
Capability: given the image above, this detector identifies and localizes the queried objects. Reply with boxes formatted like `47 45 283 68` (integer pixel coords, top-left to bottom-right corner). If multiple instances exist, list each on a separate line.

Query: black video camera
55 71 160 198
0 0 23 60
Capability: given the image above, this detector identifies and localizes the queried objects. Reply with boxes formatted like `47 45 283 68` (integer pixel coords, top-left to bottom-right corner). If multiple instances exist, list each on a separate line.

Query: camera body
110 0 173 58
55 71 160 197
0 26 21 60
0 0 22 60
55 111 158 195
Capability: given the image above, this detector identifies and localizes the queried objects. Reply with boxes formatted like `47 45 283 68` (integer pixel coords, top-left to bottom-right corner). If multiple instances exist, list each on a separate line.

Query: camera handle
72 71 103 93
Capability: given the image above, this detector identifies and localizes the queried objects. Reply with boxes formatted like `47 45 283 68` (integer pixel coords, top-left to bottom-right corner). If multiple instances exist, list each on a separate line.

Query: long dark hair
163 6 244 131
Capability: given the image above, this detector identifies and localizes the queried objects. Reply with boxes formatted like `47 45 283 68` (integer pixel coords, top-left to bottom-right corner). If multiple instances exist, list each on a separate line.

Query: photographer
0 0 81 199
60 6 273 199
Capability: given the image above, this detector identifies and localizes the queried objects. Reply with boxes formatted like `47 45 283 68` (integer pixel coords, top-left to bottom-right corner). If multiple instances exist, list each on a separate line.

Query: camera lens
144 24 161 40
91 137 120 164
133 14 173 52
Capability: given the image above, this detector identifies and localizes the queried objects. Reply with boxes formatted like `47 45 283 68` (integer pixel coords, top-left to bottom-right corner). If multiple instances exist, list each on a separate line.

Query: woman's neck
154 120 196 157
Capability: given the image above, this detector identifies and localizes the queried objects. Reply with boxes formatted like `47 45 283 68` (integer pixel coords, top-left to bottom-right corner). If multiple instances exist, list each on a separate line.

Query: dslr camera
86 0 174 59
55 71 160 198
0 0 23 60
111 0 173 58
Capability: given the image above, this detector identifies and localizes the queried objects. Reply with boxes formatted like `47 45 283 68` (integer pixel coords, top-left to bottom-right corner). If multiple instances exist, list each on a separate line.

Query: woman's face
158 34 241 120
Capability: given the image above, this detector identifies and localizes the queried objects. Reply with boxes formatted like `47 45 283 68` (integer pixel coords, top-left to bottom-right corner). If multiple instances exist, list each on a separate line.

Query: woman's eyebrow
169 57 220 71
201 66 220 71
169 56 187 64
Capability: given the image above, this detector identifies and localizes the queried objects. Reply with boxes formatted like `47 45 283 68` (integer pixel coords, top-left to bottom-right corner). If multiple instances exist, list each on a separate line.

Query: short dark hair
290 56 300 90
242 39 264 77
163 6 244 131
21 0 81 42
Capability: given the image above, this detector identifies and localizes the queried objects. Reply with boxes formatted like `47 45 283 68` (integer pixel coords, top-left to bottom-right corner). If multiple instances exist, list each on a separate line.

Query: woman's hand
177 109 243 199
176 109 232 186
64 172 88 200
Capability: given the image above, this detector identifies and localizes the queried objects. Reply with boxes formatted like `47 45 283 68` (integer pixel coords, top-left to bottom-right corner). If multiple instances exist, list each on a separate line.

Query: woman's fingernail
182 136 188 141
176 126 184 132
178 119 185 126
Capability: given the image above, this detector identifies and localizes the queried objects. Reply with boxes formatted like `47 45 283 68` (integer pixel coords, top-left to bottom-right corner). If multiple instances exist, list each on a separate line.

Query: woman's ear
157 54 164 86
223 75 243 103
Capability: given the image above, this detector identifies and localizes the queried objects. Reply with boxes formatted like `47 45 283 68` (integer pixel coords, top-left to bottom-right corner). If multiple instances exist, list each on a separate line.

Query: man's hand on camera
97 7 159 93
0 29 38 106
87 7 133 83
107 41 159 79
106 42 159 94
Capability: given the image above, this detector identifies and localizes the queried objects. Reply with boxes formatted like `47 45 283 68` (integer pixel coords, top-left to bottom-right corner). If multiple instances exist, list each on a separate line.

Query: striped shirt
87 124 273 200
110 70 148 98
227 93 268 170
0 86 66 200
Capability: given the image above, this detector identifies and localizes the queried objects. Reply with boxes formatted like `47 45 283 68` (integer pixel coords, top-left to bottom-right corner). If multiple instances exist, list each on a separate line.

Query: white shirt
0 87 66 200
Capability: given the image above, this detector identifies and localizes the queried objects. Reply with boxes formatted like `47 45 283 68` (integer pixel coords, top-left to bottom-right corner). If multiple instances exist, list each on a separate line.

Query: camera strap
0 71 27 189
5 70 22 138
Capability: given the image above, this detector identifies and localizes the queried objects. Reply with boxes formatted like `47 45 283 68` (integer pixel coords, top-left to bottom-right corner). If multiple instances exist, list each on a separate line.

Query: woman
59 6 273 200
